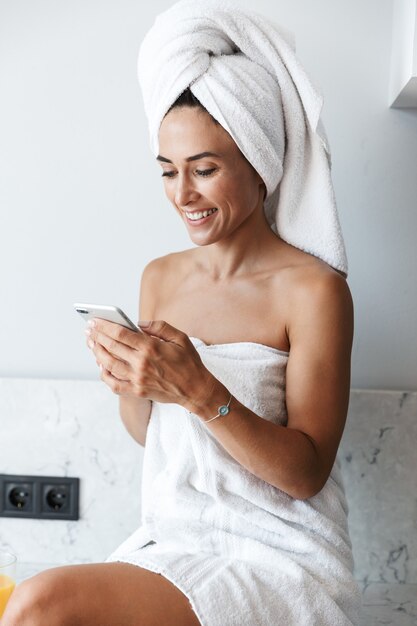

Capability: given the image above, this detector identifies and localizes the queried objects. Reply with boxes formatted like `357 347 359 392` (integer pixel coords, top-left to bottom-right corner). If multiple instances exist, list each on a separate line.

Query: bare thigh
1 562 202 626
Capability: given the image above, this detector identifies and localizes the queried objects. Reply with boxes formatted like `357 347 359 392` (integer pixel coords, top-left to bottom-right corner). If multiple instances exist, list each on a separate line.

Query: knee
1 569 67 626
1 574 43 625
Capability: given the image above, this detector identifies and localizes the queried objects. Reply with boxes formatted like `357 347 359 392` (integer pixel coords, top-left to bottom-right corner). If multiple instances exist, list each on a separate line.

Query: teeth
186 208 218 220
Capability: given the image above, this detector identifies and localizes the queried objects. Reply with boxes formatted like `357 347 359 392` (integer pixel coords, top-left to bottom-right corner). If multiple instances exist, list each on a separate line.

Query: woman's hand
85 319 216 409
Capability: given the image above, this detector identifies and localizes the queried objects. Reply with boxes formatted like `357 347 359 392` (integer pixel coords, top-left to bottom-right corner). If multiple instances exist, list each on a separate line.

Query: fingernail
138 321 150 328
88 339 94 349
87 319 96 328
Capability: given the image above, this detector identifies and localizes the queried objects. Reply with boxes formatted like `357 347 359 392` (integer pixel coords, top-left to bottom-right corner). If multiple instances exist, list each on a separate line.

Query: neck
196 205 283 282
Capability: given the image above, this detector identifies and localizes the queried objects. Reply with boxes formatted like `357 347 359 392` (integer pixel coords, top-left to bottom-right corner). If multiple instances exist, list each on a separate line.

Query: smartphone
73 302 141 332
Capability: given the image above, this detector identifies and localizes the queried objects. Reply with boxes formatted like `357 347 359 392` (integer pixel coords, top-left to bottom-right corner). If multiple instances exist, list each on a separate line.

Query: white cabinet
390 0 417 107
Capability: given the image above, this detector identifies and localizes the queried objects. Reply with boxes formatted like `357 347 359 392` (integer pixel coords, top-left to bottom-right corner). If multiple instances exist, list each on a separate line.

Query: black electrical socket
0 474 79 520
1 477 37 518
40 476 79 520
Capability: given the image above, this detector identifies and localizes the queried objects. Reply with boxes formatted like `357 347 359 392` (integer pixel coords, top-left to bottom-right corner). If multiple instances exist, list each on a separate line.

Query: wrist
185 374 230 422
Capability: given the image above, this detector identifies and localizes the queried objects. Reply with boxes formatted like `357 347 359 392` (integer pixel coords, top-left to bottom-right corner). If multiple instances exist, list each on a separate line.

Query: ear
260 180 267 201
253 169 267 200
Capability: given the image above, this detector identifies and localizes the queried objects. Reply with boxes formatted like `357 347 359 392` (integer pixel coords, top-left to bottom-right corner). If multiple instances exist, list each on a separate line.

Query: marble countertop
14 563 417 626
359 582 417 626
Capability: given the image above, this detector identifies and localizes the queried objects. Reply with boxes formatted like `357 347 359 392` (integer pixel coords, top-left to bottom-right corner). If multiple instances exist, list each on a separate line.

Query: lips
184 207 218 225
183 208 216 214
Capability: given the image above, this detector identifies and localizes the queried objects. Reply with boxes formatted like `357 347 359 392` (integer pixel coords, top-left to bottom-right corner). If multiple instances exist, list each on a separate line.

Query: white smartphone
73 302 141 332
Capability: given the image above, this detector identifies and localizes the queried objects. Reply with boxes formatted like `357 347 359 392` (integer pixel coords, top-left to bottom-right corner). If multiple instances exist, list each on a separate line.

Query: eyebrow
156 151 222 163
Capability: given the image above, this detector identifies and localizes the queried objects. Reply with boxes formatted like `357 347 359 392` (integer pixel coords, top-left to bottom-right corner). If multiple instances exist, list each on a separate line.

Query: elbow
294 484 323 501
287 470 328 501
291 437 330 500
296 476 328 500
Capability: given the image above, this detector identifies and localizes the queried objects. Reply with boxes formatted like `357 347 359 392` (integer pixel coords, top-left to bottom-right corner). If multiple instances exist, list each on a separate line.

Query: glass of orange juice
0 550 17 617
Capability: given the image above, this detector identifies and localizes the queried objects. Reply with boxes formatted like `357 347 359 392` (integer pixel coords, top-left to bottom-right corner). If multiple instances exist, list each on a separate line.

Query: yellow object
0 574 16 617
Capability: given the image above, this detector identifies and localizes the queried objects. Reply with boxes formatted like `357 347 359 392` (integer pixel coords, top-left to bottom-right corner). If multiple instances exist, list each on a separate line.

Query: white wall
1 0 416 389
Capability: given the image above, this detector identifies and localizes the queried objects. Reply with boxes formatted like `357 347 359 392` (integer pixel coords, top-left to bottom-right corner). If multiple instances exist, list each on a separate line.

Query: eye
195 168 216 177
161 168 217 178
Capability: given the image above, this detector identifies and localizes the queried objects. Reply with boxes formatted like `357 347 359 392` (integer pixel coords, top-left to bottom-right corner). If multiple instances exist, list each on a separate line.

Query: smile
185 208 218 220
185 208 218 225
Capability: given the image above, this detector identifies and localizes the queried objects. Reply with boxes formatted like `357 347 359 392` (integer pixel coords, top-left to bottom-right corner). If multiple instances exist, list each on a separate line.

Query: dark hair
165 87 220 125
166 86 267 201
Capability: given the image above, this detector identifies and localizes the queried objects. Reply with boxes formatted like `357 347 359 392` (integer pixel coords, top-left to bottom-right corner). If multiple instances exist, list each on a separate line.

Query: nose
174 172 199 207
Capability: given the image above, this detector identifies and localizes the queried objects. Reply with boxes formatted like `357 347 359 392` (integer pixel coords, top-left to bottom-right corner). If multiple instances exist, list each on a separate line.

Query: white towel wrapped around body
137 0 348 276
107 339 362 624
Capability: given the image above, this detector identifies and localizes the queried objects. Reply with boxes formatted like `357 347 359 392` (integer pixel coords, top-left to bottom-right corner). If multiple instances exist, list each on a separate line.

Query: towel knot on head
137 0 348 276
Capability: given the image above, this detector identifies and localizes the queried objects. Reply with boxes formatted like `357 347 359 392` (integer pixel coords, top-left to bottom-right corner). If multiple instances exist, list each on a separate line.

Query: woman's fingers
86 318 149 362
99 365 132 396
85 332 131 381
93 342 131 381
83 322 149 398
88 330 133 364
91 319 148 349
85 317 209 406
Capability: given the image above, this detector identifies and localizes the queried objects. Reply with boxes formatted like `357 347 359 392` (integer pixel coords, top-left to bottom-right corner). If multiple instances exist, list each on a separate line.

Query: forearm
184 376 320 500
119 396 152 447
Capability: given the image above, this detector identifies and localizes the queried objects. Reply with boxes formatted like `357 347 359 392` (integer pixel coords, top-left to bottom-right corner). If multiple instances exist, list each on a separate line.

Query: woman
1 1 362 625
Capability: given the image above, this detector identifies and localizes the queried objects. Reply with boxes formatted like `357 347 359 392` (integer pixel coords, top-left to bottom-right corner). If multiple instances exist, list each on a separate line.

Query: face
157 106 266 244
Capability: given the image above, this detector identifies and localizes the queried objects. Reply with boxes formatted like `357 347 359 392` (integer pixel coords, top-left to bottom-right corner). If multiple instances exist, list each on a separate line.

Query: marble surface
339 390 417 585
0 378 144 564
359 582 417 626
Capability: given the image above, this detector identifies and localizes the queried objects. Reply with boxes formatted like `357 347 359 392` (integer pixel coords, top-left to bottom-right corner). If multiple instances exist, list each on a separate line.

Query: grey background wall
1 0 416 389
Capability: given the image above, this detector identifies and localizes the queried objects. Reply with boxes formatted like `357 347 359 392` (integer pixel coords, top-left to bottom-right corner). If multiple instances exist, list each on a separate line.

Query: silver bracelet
203 393 233 423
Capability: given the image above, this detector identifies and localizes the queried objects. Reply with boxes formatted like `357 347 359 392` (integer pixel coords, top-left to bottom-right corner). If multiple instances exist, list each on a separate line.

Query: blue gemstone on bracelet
219 405 230 415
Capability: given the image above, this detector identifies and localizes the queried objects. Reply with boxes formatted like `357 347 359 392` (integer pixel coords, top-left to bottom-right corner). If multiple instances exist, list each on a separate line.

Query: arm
119 258 161 447
186 269 354 500
119 395 151 447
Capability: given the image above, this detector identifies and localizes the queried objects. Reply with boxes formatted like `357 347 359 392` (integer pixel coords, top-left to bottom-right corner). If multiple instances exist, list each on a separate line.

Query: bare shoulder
266 240 353 353
139 249 193 317
141 249 190 283
287 261 354 357
288 261 352 308
139 253 176 320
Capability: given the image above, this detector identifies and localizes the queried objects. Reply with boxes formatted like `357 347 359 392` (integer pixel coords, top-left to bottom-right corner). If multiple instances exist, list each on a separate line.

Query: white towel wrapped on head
137 0 348 277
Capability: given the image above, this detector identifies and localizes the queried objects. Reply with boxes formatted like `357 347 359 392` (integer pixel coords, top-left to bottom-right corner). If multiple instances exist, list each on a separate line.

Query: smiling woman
156 100 267 240
1 1 362 625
